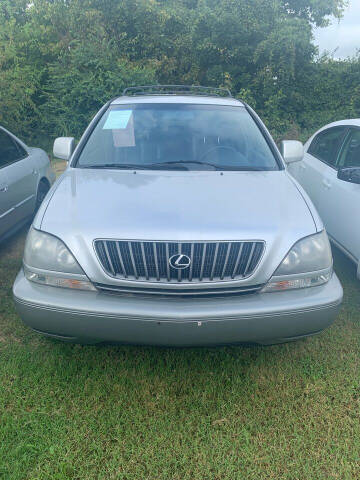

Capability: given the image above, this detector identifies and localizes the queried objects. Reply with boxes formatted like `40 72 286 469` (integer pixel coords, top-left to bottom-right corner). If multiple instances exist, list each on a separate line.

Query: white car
0 126 56 243
288 120 360 278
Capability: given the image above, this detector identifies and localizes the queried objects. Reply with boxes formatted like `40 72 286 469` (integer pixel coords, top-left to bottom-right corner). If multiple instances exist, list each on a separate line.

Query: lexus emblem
169 254 191 270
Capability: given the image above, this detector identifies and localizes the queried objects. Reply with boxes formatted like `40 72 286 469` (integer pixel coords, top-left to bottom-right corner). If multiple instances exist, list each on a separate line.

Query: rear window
76 104 279 171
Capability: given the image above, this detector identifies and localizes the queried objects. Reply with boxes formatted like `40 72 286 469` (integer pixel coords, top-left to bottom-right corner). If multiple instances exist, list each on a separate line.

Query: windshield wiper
146 161 266 171
80 162 266 171
80 163 167 170
146 161 221 170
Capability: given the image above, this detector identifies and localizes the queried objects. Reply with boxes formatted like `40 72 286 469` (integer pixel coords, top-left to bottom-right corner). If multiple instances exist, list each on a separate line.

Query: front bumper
13 270 343 346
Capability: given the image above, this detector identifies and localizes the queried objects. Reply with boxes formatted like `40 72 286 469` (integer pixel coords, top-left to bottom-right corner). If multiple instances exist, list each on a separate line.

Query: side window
338 129 360 169
0 129 26 168
308 127 348 167
13 138 28 159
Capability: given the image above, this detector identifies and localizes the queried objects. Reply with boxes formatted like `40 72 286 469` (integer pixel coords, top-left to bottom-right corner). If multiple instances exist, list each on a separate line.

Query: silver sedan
0 126 55 243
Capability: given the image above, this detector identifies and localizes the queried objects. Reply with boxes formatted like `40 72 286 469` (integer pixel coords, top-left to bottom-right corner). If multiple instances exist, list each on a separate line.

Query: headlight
23 228 96 291
262 231 332 292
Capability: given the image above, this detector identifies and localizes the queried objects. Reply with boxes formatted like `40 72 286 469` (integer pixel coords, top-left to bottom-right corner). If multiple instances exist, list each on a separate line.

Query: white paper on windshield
103 110 132 129
112 113 135 147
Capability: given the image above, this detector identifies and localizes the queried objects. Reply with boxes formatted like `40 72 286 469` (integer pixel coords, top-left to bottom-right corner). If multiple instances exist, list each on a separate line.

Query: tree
0 0 353 145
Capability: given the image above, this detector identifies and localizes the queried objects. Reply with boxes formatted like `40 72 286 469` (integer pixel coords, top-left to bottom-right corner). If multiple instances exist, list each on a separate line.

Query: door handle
0 185 8 193
32 169 38 175
322 179 332 189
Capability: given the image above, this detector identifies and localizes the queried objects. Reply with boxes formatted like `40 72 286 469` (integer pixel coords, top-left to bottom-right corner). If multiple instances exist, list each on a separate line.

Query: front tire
35 180 49 213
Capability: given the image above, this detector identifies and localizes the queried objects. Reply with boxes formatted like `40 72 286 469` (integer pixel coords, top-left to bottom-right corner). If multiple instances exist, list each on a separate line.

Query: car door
0 128 38 233
318 128 360 263
0 155 12 238
290 126 349 210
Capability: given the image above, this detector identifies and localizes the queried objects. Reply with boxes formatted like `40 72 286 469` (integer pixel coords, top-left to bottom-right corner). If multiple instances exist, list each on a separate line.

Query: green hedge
0 0 358 149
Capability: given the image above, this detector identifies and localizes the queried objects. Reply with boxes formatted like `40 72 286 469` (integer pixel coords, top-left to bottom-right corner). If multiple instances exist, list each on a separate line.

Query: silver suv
13 86 343 346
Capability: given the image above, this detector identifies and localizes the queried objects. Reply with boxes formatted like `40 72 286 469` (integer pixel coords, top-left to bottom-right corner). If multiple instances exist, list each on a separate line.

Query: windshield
76 104 279 171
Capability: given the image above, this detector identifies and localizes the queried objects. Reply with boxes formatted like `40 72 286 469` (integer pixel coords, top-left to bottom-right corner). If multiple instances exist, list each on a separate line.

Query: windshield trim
72 102 283 171
71 100 111 168
245 104 285 171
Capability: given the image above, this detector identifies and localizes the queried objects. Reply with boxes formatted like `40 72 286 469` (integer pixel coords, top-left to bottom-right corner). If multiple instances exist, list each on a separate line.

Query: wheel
35 180 49 213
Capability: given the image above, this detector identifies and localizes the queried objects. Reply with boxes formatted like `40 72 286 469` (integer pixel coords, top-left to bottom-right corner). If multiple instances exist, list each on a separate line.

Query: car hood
39 169 319 285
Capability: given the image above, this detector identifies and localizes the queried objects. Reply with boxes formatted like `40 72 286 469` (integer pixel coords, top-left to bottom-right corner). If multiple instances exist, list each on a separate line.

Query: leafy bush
0 0 358 148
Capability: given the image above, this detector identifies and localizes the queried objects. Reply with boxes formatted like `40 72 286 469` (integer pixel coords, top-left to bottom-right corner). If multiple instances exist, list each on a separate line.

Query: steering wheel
199 145 243 164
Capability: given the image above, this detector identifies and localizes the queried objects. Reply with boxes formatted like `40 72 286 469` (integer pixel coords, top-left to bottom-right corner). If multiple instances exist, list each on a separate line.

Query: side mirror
280 140 304 164
53 137 75 161
337 167 360 185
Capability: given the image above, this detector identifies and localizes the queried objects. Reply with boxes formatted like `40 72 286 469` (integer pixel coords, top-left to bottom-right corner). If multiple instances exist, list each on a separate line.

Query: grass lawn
0 166 359 478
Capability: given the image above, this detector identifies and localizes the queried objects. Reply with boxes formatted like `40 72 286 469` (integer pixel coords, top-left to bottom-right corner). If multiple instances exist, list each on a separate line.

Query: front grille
94 240 265 283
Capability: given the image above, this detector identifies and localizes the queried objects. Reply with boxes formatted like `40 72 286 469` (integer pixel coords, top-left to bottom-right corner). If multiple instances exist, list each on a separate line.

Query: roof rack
122 85 233 98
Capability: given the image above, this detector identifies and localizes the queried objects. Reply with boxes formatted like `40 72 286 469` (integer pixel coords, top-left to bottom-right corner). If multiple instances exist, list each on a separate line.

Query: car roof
303 119 360 146
319 119 360 129
111 95 245 107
